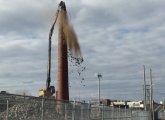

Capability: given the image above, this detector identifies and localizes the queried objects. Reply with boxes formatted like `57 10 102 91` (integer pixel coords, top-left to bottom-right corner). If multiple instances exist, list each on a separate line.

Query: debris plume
57 9 81 56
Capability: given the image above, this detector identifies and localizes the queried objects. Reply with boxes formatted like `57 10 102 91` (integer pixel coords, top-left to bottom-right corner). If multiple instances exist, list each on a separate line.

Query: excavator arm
39 2 65 97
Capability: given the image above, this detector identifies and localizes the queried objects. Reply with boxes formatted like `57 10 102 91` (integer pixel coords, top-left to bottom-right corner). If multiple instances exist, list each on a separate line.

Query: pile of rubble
0 101 64 120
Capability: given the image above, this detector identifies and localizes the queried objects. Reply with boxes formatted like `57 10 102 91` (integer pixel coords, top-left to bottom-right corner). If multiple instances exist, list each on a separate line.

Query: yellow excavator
38 22 55 97
38 26 55 97
38 2 63 97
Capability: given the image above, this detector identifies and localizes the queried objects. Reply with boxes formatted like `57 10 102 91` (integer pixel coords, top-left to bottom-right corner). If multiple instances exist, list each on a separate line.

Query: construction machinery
38 29 55 97
38 27 55 97
38 3 60 97
39 1 81 99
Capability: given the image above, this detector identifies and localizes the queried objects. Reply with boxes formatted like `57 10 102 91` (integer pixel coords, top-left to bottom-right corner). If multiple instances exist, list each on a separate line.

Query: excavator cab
39 86 55 97
46 86 55 97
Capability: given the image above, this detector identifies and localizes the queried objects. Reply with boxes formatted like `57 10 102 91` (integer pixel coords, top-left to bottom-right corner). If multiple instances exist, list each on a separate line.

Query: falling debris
68 49 86 88
57 6 81 56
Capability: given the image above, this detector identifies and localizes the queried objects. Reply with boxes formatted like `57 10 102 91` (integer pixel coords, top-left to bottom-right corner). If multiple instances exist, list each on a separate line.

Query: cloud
0 0 59 37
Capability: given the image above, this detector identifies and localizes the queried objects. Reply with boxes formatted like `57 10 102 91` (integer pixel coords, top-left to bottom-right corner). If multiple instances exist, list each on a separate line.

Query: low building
100 99 111 106
127 101 144 109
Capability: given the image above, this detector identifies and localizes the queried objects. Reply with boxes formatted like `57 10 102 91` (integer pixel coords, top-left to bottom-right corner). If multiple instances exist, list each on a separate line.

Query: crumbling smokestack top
59 1 66 11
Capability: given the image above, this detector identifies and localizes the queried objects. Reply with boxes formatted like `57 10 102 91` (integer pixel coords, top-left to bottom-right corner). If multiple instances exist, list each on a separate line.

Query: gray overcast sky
0 0 165 102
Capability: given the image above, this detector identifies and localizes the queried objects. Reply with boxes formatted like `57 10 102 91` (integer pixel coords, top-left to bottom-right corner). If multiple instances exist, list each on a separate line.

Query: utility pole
97 73 102 105
150 68 154 120
163 97 165 110
143 65 147 111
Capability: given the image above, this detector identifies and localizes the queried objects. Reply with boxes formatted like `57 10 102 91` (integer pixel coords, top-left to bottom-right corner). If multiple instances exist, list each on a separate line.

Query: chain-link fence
0 98 152 120
158 109 165 120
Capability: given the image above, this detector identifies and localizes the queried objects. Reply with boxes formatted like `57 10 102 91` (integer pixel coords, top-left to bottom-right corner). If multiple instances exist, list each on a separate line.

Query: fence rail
0 98 152 120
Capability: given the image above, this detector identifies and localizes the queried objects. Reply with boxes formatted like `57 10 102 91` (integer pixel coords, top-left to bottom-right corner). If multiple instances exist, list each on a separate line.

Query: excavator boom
38 3 62 97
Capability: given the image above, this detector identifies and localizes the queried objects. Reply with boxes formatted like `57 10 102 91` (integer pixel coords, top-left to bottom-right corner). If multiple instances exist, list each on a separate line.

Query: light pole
97 73 102 105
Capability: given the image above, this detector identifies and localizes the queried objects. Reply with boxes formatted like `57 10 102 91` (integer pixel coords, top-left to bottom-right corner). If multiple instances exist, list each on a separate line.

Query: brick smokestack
56 1 69 101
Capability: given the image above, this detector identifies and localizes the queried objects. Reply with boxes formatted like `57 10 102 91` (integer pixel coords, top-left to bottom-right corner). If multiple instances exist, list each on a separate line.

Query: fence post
102 105 104 120
130 109 132 120
111 106 114 120
64 103 68 120
125 106 126 120
116 107 118 120
72 100 76 120
119 106 120 120
88 101 91 120
41 98 44 120
6 100 9 120
137 109 138 119
80 103 83 120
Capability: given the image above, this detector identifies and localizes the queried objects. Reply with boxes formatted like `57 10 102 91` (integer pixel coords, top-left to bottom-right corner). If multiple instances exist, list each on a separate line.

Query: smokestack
56 1 69 101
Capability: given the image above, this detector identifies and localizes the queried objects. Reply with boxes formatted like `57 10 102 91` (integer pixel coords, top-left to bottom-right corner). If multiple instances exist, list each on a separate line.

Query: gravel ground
0 102 64 120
